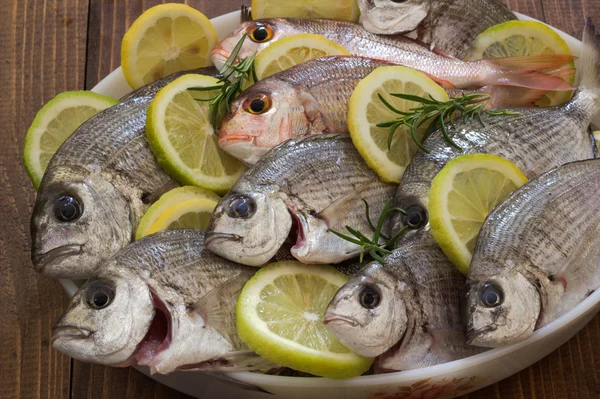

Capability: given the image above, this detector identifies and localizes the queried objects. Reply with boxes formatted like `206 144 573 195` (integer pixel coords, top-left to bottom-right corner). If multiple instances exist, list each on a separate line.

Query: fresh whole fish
325 242 484 371
220 55 547 165
212 18 574 91
357 0 516 59
51 229 364 373
465 159 600 347
51 229 272 374
30 68 219 279
390 20 600 246
205 134 398 266
324 20 600 370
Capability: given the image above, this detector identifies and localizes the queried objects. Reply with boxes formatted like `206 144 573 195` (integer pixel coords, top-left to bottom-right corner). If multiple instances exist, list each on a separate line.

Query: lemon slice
237 261 373 379
429 154 528 274
348 66 449 183
135 186 220 239
467 20 574 107
121 4 218 89
23 91 118 189
254 34 350 80
251 0 360 22
146 74 247 194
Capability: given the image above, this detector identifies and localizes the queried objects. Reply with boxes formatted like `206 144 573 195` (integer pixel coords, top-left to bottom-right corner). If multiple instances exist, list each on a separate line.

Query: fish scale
466 159 600 346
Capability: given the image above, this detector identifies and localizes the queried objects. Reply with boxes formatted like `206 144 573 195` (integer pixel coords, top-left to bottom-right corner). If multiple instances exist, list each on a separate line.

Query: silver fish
390 20 600 243
51 229 273 374
205 134 398 266
30 68 219 279
220 55 546 165
465 159 600 347
357 0 516 59
212 18 573 91
325 241 483 371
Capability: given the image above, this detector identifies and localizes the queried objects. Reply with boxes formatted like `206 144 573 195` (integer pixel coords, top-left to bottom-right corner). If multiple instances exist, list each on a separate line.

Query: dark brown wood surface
1 1 599 398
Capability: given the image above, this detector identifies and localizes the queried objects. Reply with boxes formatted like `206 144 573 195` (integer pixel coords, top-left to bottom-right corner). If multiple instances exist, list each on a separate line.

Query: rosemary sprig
328 198 407 264
376 93 520 154
188 34 257 129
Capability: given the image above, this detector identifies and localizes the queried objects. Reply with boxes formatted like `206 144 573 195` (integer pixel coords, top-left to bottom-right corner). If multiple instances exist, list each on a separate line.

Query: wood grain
0 1 598 398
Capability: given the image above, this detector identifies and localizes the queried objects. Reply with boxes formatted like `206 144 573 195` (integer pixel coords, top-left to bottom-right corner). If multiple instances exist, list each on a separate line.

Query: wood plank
0 1 90 399
542 0 600 39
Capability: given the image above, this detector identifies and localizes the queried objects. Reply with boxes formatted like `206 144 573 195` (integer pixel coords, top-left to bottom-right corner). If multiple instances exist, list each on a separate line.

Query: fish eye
244 94 271 115
227 195 257 219
359 285 381 310
53 195 82 222
403 204 428 229
249 23 273 43
479 283 504 308
85 281 115 310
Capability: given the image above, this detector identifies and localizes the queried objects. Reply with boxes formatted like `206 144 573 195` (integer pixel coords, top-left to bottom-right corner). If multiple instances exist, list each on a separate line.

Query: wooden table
1 1 599 398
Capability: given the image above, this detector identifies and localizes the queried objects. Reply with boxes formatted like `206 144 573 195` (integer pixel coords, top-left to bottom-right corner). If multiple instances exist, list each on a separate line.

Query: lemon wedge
467 20 574 107
348 66 449 183
136 186 220 239
429 154 528 274
146 74 247 194
23 91 118 189
254 34 350 80
121 4 218 89
237 261 373 379
251 0 360 22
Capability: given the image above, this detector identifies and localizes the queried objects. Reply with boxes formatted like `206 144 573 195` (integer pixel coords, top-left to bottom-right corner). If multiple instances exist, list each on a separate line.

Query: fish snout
210 47 231 71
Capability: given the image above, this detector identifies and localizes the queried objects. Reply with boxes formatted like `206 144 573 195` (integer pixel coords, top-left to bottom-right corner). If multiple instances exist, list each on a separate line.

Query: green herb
376 93 520 154
189 34 257 129
328 198 407 264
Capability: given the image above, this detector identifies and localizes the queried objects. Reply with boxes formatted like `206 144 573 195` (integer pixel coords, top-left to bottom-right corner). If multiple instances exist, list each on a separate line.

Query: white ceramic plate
63 10 600 399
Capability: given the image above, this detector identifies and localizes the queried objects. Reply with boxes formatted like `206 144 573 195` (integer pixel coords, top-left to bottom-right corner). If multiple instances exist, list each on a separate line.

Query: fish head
324 262 407 358
219 80 316 164
51 267 153 365
211 19 299 70
465 268 541 347
206 186 292 266
31 167 133 279
358 0 430 35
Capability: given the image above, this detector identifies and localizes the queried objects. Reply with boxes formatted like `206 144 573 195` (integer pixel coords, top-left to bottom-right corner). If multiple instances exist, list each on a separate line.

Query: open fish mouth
32 244 84 272
51 326 92 344
133 293 173 371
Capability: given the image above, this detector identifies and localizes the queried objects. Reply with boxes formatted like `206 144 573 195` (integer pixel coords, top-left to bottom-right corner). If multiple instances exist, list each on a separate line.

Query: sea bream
357 0 516 59
325 242 484 371
30 68 219 279
465 159 600 347
323 19 600 370
219 55 547 165
212 18 574 91
51 229 273 374
205 134 398 267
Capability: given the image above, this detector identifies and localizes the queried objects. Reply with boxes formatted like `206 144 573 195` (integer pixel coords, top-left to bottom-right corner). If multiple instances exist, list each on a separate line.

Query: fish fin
486 70 575 91
193 274 249 346
486 54 575 72
316 181 377 228
142 179 180 205
479 86 547 108
547 67 577 83
299 91 337 132
580 18 600 94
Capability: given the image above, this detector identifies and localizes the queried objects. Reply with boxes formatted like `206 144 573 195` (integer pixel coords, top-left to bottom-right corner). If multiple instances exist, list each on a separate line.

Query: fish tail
478 54 576 91
580 18 600 95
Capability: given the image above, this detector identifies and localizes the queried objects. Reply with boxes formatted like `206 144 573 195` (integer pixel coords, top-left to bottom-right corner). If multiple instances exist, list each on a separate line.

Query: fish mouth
288 210 306 250
465 325 497 345
51 326 93 344
211 48 232 71
32 244 84 273
219 134 254 144
323 313 359 327
134 293 172 369
205 232 244 247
